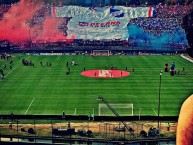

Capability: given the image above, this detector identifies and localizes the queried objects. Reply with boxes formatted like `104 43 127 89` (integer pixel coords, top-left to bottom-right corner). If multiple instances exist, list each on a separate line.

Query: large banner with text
51 6 156 40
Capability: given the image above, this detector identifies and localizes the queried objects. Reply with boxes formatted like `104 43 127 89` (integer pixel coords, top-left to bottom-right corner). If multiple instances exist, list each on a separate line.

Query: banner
53 6 156 40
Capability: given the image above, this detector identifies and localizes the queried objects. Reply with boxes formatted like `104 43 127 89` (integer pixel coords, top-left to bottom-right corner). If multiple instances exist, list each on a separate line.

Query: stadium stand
182 6 193 57
0 1 193 144
0 2 192 52
0 4 11 18
128 17 182 36
156 3 193 18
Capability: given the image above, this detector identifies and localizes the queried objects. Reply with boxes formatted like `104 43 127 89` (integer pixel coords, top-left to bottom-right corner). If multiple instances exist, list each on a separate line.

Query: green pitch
0 54 192 116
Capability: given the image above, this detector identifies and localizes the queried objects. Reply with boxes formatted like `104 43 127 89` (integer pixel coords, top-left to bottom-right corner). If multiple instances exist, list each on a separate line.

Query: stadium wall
0 136 176 145
2 46 186 54
0 114 178 121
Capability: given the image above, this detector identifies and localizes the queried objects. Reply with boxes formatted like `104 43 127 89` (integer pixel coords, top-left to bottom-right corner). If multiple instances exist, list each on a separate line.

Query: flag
110 7 124 18
50 6 56 17
147 7 156 17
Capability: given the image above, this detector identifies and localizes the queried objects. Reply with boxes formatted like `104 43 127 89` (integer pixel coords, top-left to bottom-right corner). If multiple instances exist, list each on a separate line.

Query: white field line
152 108 158 116
74 108 76 115
25 97 36 115
139 108 142 118
139 108 142 114
57 56 61 60
5 56 31 78
37 97 89 99
171 56 187 65
180 54 193 63
143 56 149 62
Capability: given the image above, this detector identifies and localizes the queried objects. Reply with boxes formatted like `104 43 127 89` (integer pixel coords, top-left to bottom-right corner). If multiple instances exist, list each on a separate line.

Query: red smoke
0 0 75 43
35 17 75 42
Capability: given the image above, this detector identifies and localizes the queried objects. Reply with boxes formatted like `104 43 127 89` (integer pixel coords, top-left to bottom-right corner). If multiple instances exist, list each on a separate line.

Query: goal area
99 103 133 116
92 50 110 56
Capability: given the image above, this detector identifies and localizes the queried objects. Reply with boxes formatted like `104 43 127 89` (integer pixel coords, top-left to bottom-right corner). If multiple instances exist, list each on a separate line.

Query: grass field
0 54 192 116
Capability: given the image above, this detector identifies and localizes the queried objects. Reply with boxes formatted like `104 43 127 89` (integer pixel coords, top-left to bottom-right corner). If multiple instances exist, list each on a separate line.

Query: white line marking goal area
25 97 36 115
99 103 133 116
135 108 158 116
57 56 61 60
152 108 158 116
98 104 159 116
73 108 95 116
5 56 31 78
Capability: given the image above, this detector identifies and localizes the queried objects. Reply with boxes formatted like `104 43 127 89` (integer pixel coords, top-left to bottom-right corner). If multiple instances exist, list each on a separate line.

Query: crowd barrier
0 114 178 121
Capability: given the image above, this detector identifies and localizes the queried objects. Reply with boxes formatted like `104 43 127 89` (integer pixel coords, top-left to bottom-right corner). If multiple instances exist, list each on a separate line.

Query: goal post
92 50 110 56
99 103 133 116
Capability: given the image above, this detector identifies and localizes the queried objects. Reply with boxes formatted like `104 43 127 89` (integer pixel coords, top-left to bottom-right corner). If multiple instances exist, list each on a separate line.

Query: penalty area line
57 56 61 60
143 56 149 62
74 108 77 115
25 97 36 115
5 56 31 78
171 56 187 66
152 108 158 116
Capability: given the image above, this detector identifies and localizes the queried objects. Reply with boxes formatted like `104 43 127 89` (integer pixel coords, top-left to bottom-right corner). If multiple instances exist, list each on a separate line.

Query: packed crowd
27 6 49 27
156 3 193 18
0 4 11 18
129 17 183 36
0 3 192 21
0 3 192 27
28 40 127 49
0 3 191 49
127 3 193 37
77 39 127 46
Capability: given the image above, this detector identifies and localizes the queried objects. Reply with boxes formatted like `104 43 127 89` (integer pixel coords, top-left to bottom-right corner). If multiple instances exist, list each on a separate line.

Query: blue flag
110 7 124 18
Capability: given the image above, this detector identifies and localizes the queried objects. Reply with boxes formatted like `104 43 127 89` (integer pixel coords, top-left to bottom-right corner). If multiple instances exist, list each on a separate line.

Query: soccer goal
99 103 133 116
92 50 110 56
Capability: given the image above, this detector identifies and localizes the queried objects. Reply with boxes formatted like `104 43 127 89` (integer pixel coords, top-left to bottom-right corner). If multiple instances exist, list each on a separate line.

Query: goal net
99 103 133 116
93 50 110 56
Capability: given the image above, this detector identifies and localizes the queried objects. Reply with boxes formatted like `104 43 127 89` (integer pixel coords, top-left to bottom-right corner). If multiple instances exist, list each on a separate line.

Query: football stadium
0 0 193 145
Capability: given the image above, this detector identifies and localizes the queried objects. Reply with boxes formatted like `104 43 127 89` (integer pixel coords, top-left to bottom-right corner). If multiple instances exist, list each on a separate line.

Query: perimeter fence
0 115 177 143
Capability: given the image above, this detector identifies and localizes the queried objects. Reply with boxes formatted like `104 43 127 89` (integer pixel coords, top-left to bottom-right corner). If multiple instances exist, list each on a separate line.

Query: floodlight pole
51 120 53 143
97 96 134 135
157 70 162 133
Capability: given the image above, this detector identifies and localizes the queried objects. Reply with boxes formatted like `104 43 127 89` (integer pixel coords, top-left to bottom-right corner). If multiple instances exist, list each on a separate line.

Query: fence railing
0 115 177 144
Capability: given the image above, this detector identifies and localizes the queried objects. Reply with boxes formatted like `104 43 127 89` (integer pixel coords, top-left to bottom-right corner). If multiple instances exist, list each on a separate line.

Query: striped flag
148 7 156 17
50 6 56 17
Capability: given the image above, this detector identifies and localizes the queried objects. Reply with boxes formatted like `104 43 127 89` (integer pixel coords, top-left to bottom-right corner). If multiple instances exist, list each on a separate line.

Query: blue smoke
127 24 188 50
